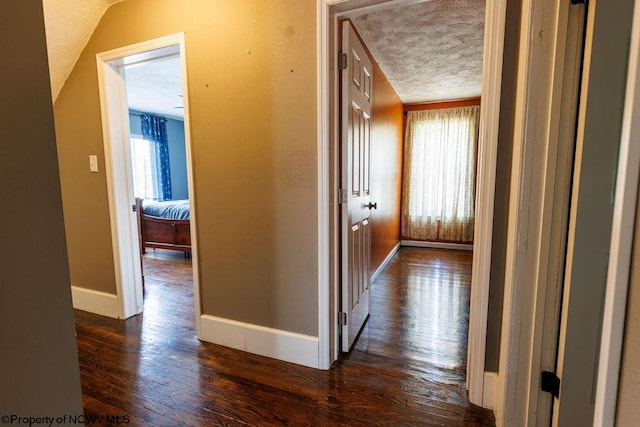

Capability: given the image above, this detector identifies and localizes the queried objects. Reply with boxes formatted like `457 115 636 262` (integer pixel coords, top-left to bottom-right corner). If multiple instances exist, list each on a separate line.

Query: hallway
74 247 493 425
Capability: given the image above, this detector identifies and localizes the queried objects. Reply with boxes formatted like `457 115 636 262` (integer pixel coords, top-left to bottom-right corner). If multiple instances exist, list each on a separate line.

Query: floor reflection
361 247 472 374
75 247 493 425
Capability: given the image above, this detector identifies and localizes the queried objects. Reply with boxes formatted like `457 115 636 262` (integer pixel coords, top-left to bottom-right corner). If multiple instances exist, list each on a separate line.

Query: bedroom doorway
96 33 202 335
318 0 506 407
126 49 193 307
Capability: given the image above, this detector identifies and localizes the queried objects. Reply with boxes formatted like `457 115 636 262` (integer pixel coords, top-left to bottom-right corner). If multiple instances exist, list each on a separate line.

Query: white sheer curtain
401 106 479 242
130 137 158 200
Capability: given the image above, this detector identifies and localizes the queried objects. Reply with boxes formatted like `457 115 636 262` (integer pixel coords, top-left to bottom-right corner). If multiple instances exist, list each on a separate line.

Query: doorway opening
126 50 194 317
96 34 202 336
318 0 507 408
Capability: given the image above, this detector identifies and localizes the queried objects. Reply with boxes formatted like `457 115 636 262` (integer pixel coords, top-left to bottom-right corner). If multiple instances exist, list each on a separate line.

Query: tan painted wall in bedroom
54 0 319 335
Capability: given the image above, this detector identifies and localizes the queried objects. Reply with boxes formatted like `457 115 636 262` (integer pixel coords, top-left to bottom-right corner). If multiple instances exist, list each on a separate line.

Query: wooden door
341 21 374 351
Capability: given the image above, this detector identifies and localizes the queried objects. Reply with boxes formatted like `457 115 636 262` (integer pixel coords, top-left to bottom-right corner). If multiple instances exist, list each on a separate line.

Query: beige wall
370 59 403 274
54 0 318 335
54 0 522 350
616 183 640 425
0 0 83 416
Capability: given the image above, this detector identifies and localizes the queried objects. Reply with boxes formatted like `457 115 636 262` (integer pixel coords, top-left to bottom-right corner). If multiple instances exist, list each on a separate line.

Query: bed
135 198 191 255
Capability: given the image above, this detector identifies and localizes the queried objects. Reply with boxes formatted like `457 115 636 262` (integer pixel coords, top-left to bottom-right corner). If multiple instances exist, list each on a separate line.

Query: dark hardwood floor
75 247 494 426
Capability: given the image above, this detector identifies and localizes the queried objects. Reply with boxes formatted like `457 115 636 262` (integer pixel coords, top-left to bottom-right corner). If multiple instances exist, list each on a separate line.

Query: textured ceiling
125 56 184 120
352 0 485 104
43 0 124 100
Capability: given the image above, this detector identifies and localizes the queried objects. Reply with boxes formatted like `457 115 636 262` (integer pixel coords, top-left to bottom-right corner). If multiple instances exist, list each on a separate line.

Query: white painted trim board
71 286 119 319
401 240 473 251
371 242 400 283
483 371 498 410
96 53 142 320
317 0 333 371
465 0 507 407
200 315 320 369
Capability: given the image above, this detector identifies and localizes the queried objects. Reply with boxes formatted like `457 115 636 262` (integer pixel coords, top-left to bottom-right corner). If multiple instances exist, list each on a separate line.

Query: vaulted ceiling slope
42 0 484 108
43 0 124 100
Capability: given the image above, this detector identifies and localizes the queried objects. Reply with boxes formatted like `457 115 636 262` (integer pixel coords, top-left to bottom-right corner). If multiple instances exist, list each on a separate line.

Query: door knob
365 202 377 210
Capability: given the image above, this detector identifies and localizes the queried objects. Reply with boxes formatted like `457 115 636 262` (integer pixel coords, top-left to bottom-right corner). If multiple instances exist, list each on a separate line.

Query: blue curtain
141 114 172 200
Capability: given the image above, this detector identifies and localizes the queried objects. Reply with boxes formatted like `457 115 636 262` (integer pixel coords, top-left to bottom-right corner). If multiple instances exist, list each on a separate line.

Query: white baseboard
200 314 320 368
401 240 474 251
71 286 119 319
483 371 498 410
371 242 401 282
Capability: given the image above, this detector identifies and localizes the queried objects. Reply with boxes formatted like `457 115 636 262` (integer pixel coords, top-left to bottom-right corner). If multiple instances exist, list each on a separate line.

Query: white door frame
96 33 202 335
594 0 640 423
317 0 507 408
496 0 590 424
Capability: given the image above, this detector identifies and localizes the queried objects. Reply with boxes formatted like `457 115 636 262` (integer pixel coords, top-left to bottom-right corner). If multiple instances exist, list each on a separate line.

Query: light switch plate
89 155 98 173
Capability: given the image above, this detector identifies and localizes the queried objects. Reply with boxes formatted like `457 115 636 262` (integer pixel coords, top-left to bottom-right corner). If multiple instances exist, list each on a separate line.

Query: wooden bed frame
135 198 191 255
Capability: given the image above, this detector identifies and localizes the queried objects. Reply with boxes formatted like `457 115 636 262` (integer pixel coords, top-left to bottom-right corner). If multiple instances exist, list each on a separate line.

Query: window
131 136 158 200
130 113 172 201
401 105 479 242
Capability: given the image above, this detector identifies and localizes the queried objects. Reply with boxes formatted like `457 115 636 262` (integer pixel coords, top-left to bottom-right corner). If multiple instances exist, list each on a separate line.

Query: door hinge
339 312 347 326
338 52 348 70
132 204 137 212
338 189 348 204
541 371 560 398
